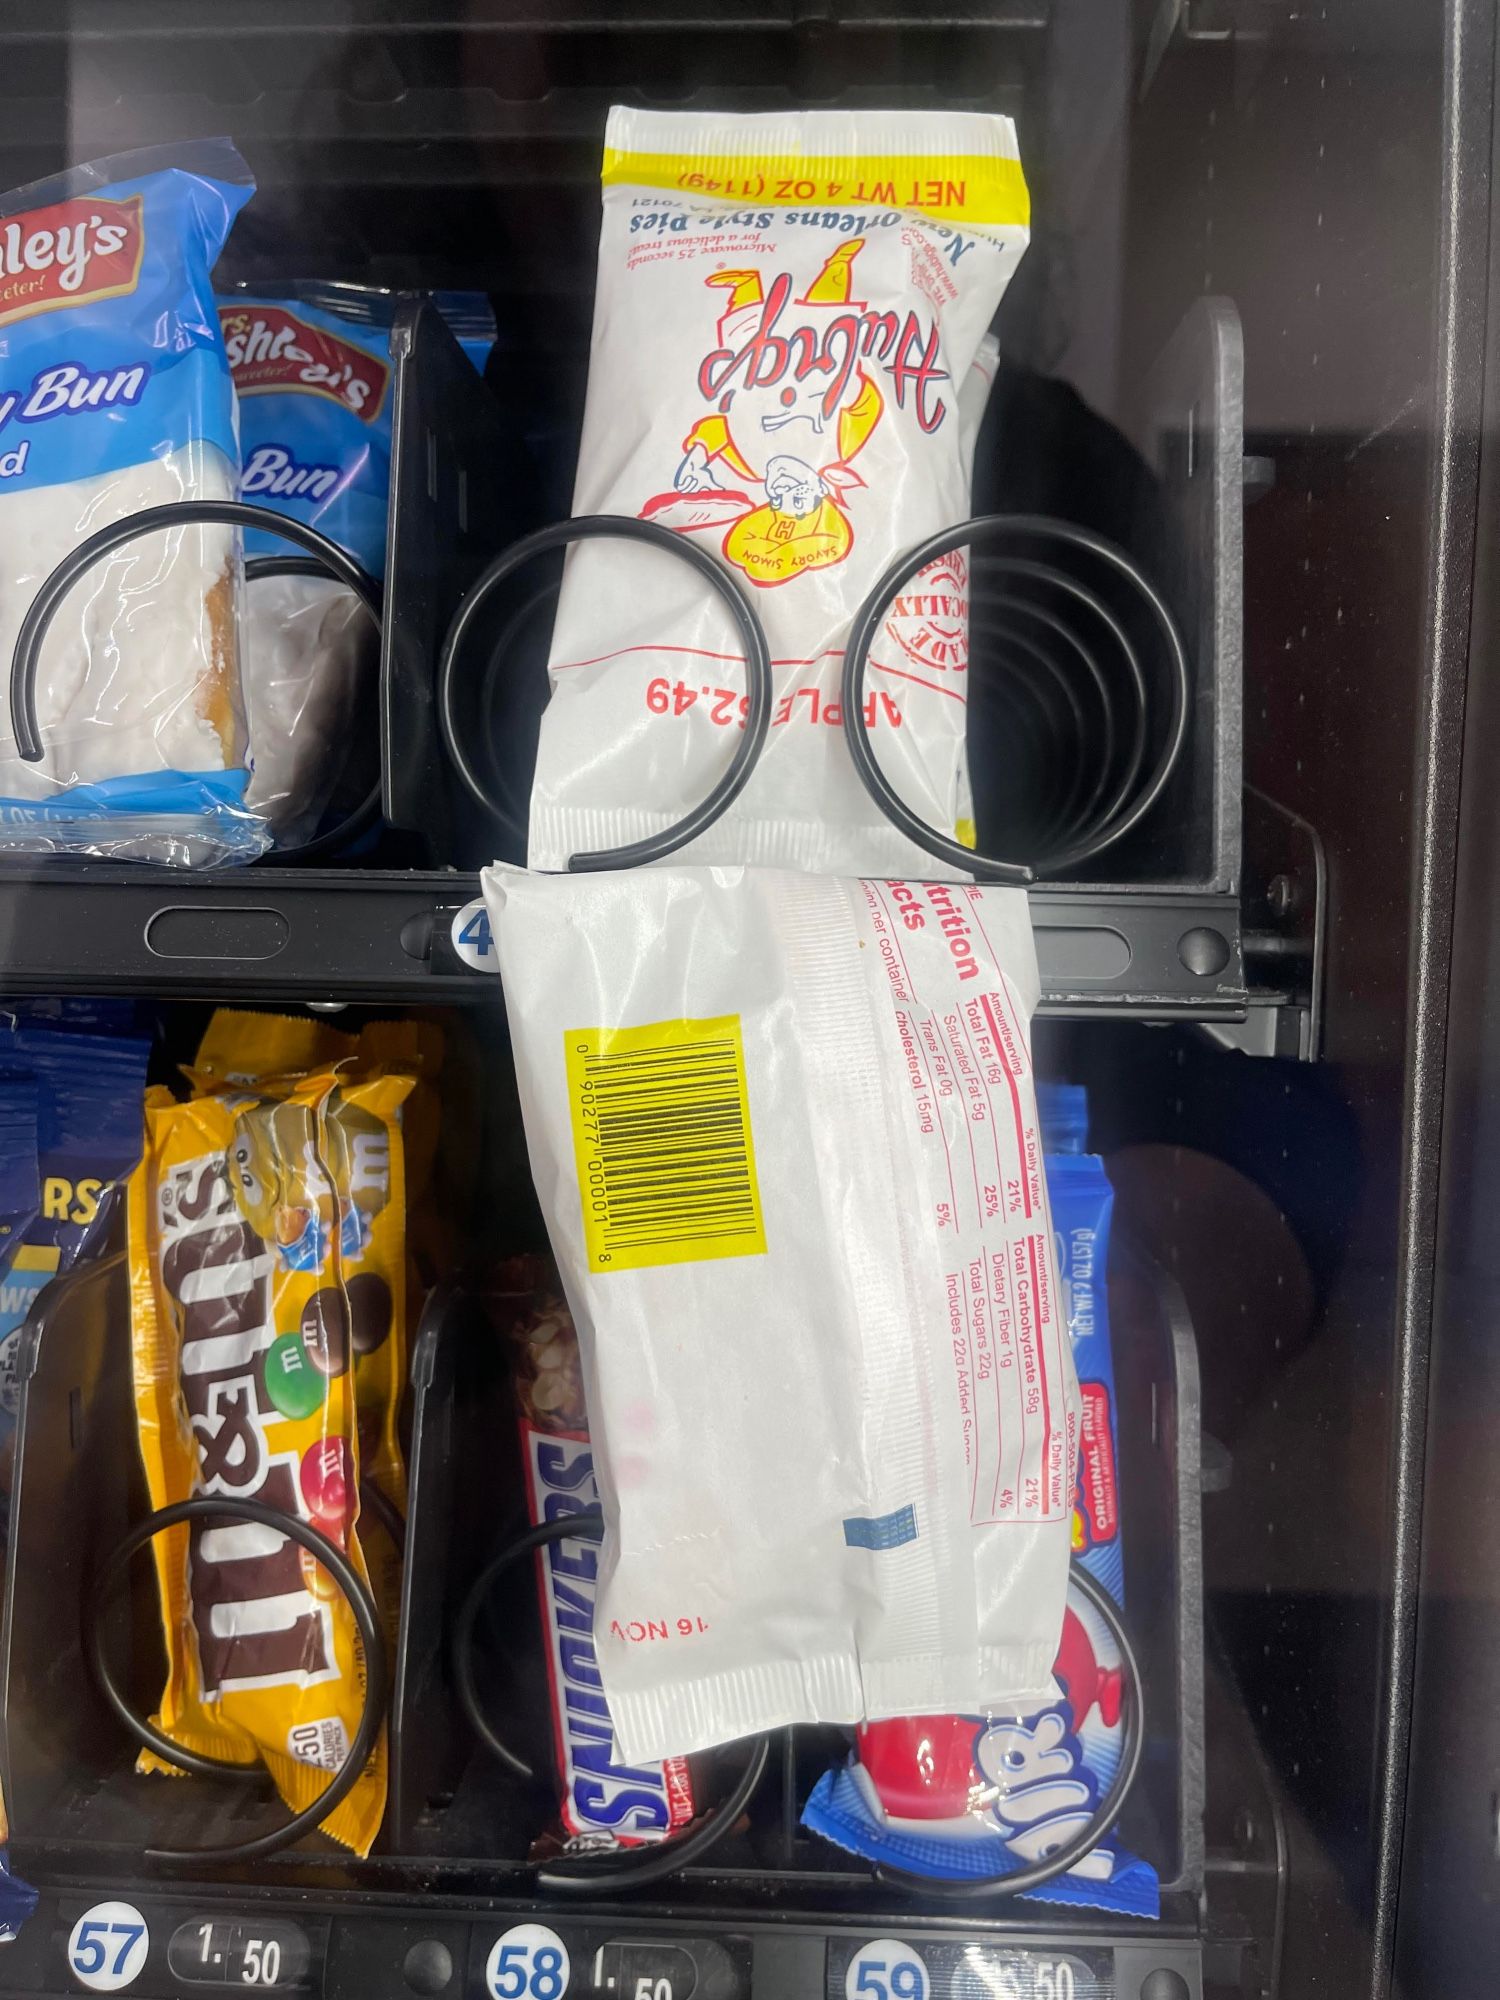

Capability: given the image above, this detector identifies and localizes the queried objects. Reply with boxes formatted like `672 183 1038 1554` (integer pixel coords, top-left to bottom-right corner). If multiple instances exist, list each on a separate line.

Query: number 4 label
66 1902 149 1993
451 898 499 974
485 1924 570 1999
844 1939 929 2000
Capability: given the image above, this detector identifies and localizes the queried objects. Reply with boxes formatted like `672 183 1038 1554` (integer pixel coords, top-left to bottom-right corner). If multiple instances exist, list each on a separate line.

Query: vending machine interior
0 5 1487 2000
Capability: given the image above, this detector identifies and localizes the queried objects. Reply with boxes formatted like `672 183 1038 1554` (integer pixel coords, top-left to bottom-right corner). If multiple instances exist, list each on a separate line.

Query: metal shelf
0 864 1247 1018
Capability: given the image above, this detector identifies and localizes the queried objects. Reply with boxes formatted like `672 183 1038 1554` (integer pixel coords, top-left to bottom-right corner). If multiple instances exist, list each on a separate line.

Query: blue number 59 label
67 1902 149 1992
845 1939 930 2000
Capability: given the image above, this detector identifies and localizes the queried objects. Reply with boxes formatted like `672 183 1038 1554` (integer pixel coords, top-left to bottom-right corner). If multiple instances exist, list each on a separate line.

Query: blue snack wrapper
219 284 495 575
219 284 494 846
1037 1080 1090 1155
0 1021 152 1502
0 1850 38 1942
803 1137 1158 1918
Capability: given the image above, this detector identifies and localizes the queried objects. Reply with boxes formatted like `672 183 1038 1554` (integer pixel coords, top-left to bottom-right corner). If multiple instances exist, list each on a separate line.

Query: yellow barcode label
565 1016 767 1273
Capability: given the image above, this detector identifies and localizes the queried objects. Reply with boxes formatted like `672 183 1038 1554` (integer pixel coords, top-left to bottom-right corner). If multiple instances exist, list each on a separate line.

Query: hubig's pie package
802 1134 1158 1918
0 141 260 865
528 110 1029 877
218 288 495 847
129 1030 417 1854
495 1255 696 1849
483 864 1078 1762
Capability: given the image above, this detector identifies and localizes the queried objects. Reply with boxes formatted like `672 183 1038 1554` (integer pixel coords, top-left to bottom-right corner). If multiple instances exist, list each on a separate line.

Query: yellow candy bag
129 1047 414 1855
182 1010 443 1658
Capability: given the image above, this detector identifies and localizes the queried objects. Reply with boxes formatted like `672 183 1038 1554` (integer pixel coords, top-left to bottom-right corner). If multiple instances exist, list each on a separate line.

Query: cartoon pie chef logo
641 238 949 588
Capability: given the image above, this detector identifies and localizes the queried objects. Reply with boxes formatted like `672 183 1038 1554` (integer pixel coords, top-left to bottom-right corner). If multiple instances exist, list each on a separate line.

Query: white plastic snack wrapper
483 863 1078 1761
528 109 1029 878
239 573 374 847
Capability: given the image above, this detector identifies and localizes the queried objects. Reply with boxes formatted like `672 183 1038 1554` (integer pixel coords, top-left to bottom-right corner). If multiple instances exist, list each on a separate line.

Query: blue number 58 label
67 1902 149 1993
845 1939 930 2000
486 1924 570 1999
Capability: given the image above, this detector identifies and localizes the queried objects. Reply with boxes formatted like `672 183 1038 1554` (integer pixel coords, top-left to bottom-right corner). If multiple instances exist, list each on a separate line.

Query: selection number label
845 1939 930 2000
485 1924 570 2000
450 898 499 973
66 1902 150 1993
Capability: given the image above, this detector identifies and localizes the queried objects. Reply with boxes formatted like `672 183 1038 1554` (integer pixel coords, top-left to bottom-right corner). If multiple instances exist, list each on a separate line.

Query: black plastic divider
383 300 543 866
388 1283 521 1852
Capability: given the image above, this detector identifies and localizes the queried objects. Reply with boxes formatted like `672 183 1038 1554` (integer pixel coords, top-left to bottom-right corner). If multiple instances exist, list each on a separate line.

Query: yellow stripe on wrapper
128 1058 415 1857
565 1015 767 1274
600 148 1030 228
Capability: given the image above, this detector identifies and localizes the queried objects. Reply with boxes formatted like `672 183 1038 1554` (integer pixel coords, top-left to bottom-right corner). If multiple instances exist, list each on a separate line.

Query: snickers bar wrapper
128 1061 413 1856
499 1257 696 1848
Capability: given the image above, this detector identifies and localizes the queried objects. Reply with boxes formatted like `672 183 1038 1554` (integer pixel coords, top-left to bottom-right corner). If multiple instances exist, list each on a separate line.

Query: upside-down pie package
0 140 261 864
483 863 1078 1761
527 109 1029 877
128 1050 415 1854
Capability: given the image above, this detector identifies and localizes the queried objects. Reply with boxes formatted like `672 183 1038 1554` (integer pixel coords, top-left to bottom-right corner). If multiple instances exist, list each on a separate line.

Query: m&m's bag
127 1023 416 1855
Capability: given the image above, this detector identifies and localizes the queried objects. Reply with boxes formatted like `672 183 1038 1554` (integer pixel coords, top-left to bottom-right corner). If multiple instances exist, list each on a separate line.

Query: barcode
565 1015 767 1273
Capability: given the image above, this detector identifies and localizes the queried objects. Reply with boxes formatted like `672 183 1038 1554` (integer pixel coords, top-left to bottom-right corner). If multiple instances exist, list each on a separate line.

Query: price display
590 1937 740 1999
167 1920 313 1989
831 1941 1113 2000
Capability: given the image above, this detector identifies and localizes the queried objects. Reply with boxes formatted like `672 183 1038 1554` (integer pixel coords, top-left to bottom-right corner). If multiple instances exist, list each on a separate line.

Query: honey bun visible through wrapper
128 1019 419 1855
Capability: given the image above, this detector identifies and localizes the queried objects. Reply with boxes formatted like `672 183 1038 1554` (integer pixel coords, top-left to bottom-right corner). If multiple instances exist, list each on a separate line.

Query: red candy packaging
496 1257 697 1850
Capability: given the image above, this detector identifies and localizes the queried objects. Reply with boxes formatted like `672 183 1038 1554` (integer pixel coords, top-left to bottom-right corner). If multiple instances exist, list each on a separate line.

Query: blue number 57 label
67 1902 149 1993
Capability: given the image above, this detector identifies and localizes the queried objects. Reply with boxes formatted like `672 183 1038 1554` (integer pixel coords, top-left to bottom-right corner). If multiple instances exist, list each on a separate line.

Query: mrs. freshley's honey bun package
0 141 261 864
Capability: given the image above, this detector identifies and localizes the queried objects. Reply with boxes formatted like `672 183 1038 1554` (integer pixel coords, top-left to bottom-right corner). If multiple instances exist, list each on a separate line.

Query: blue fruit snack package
802 1135 1157 1917
218 285 495 847
0 1019 152 1508
1037 1079 1090 1155
0 141 260 865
